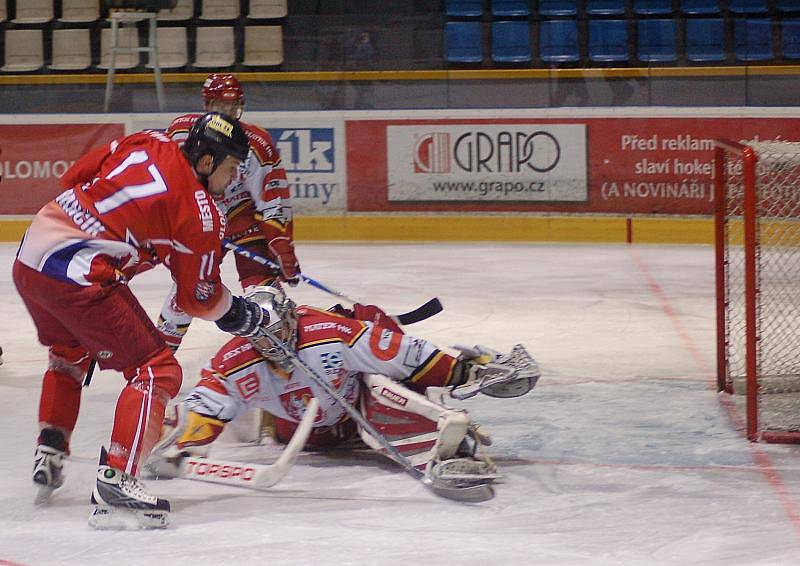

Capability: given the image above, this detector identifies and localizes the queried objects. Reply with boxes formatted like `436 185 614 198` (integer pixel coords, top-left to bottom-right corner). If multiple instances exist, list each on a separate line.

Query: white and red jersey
166 114 293 244
188 308 459 427
17 130 232 321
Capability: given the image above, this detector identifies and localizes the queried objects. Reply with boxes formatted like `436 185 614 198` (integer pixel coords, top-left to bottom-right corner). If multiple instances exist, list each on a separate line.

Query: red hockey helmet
202 74 245 118
202 73 244 104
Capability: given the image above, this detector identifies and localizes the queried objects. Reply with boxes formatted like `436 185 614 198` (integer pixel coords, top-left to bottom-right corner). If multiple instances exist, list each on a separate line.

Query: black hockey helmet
182 112 249 177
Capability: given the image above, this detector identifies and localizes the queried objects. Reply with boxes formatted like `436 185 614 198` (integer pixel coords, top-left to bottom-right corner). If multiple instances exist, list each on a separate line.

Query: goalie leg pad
359 374 471 469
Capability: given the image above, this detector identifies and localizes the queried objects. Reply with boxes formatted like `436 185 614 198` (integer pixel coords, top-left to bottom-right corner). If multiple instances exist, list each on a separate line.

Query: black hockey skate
32 428 67 505
89 447 170 530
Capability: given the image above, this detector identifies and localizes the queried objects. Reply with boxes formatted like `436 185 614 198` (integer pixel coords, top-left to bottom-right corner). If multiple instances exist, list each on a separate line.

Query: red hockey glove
267 236 301 286
353 303 403 333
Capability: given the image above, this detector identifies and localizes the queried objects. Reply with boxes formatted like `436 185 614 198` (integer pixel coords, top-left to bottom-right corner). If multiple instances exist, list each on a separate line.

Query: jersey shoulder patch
211 337 263 377
297 308 367 349
167 113 202 138
243 123 279 166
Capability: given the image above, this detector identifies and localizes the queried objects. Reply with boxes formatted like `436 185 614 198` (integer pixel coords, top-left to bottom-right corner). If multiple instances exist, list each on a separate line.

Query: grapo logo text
414 130 560 174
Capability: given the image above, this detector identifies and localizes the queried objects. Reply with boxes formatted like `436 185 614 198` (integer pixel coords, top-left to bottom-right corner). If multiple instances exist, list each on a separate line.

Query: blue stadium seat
637 19 677 62
538 0 578 15
734 19 773 61
680 0 720 14
782 19 800 58
685 18 726 62
446 0 484 17
492 0 531 16
633 0 673 15
539 19 580 62
444 21 483 63
491 20 532 62
589 19 629 62
729 0 768 14
586 0 626 15
777 0 800 12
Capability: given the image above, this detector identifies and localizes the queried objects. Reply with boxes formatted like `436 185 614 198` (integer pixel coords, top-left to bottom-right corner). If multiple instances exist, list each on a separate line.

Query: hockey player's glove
215 295 266 338
328 303 403 333
267 236 301 286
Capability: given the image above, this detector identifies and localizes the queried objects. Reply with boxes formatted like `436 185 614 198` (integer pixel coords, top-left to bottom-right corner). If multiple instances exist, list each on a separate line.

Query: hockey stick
222 239 443 325
176 398 319 490
83 359 97 388
259 329 494 503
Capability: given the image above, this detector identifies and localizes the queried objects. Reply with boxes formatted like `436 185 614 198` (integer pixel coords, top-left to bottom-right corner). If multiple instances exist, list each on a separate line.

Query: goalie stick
223 239 443 325
258 328 495 503
176 398 319 490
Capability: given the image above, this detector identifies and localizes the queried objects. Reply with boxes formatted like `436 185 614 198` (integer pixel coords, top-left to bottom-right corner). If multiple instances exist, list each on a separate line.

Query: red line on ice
630 246 800 540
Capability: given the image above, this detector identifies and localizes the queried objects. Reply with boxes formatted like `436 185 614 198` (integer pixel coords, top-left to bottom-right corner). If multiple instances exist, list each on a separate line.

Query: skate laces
118 473 150 500
34 446 64 470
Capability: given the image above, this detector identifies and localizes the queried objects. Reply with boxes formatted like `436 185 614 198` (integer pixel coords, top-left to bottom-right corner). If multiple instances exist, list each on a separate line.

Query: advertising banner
386 124 587 202
0 123 124 215
348 116 800 215
130 113 346 215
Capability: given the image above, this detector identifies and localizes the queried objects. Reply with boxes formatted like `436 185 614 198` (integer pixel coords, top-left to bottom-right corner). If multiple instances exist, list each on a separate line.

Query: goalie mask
244 285 298 372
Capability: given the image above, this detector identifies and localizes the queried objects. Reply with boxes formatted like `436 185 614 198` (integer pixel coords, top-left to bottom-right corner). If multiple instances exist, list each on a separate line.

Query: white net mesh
722 141 800 436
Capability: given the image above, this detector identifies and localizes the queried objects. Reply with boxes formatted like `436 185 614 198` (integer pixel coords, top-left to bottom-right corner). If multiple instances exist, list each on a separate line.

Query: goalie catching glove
449 344 540 400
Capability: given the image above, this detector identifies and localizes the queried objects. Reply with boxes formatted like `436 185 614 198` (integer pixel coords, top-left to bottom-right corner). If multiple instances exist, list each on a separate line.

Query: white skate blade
89 505 170 530
34 484 57 506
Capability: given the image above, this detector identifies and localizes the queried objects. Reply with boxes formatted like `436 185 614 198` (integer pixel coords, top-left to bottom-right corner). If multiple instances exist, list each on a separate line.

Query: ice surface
2 242 800 566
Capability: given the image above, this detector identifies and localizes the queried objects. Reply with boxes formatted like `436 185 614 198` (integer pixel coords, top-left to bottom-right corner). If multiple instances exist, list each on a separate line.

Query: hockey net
715 139 800 443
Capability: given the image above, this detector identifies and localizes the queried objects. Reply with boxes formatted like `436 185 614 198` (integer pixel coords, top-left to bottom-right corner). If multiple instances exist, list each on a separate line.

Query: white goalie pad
358 374 470 469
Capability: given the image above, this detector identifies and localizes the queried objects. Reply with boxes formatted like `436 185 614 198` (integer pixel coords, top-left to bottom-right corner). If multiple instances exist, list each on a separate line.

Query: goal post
715 139 800 443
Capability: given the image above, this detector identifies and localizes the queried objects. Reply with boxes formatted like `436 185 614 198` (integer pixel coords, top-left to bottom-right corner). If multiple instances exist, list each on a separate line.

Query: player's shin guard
38 345 91 437
107 348 181 476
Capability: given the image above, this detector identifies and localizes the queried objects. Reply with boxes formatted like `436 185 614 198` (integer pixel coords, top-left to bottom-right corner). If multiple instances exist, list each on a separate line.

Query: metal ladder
103 10 166 112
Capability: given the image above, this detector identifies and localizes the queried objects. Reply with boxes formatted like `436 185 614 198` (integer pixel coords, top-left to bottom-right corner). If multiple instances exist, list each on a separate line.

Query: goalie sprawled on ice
148 286 540 497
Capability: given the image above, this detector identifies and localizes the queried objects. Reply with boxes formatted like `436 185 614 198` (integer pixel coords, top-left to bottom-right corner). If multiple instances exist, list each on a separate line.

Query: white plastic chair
242 26 284 66
193 26 235 67
1 29 44 71
248 0 287 19
147 26 188 68
97 26 140 69
12 0 54 23
199 0 240 20
49 28 92 70
59 0 100 23
158 0 194 21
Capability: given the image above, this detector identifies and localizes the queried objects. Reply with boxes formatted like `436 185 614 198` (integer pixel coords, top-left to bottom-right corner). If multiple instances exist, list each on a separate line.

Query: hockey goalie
147 286 540 496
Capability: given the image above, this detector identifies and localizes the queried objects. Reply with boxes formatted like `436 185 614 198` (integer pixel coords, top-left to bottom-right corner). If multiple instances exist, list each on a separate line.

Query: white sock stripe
125 369 154 475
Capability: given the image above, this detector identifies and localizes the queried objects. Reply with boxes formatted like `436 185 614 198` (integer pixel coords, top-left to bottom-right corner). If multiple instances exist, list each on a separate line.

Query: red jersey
166 114 293 244
17 130 232 321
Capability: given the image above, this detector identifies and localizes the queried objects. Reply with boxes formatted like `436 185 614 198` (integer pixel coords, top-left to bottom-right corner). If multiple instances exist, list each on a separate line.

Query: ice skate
32 428 67 505
89 448 170 530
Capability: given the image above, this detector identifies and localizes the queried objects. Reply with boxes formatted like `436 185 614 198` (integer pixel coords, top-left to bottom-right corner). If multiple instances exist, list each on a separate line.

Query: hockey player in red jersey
14 113 281 529
148 287 540 491
157 73 300 352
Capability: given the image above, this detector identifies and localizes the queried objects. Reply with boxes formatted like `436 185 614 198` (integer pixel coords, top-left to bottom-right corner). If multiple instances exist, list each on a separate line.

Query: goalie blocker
146 286 539 493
